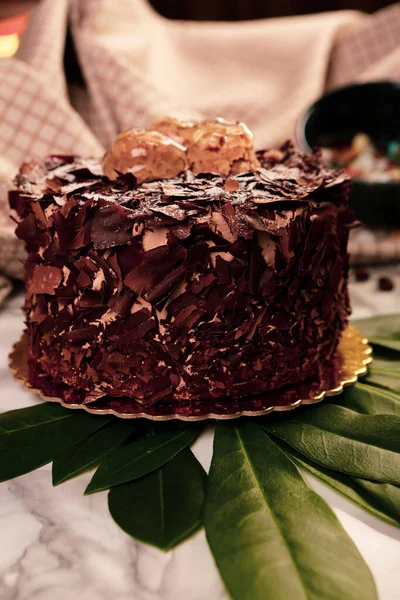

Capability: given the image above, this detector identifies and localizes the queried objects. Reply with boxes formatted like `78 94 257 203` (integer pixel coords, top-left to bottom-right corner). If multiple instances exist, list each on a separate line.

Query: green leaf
262 403 400 484
204 421 377 600
0 403 111 482
335 383 400 416
276 439 400 528
85 424 202 494
370 357 400 372
108 448 206 551
354 314 400 337
355 314 400 353
354 478 400 524
366 372 400 394
365 357 400 393
52 419 136 485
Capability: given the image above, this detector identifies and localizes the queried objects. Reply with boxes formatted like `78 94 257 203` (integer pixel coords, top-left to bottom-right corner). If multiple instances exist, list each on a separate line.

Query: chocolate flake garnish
28 265 62 295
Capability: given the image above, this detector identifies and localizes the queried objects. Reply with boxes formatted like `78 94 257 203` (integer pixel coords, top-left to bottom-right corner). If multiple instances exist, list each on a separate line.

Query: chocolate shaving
28 265 62 295
91 204 134 249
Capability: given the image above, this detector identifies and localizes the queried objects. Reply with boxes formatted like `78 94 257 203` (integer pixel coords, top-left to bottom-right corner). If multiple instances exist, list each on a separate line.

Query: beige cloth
0 0 399 297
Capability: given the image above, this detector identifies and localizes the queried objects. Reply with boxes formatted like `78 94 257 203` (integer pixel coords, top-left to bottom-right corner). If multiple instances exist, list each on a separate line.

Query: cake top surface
14 141 348 213
12 119 351 252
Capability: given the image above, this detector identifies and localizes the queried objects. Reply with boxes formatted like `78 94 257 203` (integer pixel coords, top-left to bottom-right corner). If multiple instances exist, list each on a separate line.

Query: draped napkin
0 0 399 302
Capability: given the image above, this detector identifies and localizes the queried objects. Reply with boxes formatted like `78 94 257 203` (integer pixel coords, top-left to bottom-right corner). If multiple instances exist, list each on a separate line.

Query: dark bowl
296 81 400 229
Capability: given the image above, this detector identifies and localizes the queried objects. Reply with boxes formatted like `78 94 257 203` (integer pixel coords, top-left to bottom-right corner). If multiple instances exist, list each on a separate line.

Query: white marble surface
0 266 400 600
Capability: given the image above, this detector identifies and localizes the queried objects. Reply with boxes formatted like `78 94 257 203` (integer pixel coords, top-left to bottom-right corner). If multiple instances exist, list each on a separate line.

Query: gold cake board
9 325 372 421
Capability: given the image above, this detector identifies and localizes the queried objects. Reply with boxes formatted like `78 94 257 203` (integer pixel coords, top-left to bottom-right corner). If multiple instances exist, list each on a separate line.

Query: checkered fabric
0 0 399 305
327 3 400 88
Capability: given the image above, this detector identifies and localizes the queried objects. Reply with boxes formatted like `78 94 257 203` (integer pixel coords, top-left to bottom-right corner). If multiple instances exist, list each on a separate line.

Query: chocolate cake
10 118 354 415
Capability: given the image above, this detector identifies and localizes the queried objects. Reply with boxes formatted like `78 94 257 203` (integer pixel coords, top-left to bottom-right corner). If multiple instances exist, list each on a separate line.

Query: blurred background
0 0 396 56
151 0 393 19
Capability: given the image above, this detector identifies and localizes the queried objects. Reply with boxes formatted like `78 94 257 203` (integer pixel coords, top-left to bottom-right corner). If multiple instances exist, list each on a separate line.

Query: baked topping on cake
151 116 199 147
102 129 188 183
151 117 260 176
102 118 260 182
188 118 260 176
11 118 353 410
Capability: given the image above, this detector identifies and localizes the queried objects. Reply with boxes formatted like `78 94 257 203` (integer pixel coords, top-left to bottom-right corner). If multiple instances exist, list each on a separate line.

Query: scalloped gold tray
9 325 372 421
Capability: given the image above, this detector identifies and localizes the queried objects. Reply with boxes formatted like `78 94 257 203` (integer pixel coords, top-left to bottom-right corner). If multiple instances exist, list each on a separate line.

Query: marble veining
0 265 400 600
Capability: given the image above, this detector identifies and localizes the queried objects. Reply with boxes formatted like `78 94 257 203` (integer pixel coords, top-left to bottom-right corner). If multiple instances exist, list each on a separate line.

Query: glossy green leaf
335 383 400 416
205 421 377 600
355 314 400 353
277 439 400 528
354 314 400 337
369 357 400 373
52 419 136 485
109 448 206 551
366 372 400 394
0 403 111 482
85 424 202 494
365 357 400 393
354 478 400 524
262 403 400 484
